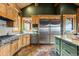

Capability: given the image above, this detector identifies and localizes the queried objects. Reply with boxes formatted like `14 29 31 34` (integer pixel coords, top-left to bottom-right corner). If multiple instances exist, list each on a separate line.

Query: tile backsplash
0 20 16 36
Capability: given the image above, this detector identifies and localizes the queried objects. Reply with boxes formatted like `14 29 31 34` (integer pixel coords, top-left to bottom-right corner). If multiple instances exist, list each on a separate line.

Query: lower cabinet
55 37 61 55
18 36 23 49
0 34 30 56
22 35 27 46
22 35 30 46
61 40 77 56
10 40 18 55
0 43 11 56
55 37 78 56
26 35 30 45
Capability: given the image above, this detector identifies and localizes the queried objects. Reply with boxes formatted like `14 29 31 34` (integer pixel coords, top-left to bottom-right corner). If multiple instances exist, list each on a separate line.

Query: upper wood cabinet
6 6 13 20
0 3 19 21
12 8 18 21
13 15 21 32
32 16 39 24
6 5 18 21
0 3 7 17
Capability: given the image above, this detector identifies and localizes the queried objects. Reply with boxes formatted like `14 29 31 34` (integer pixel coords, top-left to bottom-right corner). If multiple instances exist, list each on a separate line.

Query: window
65 18 73 32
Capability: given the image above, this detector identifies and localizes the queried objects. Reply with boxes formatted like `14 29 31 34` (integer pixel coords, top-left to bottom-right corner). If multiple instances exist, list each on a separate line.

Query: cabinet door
32 16 39 24
35 16 39 24
26 35 30 45
0 43 11 56
18 36 23 49
0 3 6 17
11 40 18 55
22 35 30 46
13 8 19 21
6 6 13 20
32 16 36 24
13 15 21 32
55 37 61 55
22 35 27 46
62 40 77 56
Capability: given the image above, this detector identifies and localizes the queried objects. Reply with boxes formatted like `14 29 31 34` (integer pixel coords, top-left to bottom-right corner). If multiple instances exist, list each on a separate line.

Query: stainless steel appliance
39 19 61 44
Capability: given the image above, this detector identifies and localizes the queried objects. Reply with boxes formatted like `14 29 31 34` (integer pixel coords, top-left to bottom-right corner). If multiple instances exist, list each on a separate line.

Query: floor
15 45 56 56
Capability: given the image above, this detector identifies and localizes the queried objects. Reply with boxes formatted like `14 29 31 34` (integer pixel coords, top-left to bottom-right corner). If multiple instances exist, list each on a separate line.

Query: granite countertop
0 32 32 46
55 35 79 46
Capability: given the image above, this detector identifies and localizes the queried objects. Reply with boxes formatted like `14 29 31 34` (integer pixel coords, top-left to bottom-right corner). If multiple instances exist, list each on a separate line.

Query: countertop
0 32 33 46
55 35 79 46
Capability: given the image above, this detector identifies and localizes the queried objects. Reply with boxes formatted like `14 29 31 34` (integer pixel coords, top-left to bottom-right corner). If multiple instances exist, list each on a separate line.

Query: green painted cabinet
55 37 61 55
61 40 77 56
55 37 78 56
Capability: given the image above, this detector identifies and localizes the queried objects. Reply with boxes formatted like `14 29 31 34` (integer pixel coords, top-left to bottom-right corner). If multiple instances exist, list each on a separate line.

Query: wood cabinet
10 40 18 55
0 3 19 21
6 6 13 20
18 36 23 49
32 17 36 24
22 35 27 46
32 16 39 24
0 34 30 56
26 35 30 45
0 43 11 56
13 9 18 21
0 3 7 17
13 15 21 32
22 35 30 46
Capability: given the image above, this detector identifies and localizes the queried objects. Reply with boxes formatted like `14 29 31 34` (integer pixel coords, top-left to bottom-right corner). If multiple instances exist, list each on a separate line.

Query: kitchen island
55 35 79 56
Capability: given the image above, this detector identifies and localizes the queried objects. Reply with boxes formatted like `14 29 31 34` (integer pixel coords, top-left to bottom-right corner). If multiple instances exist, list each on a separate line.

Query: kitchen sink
0 35 14 38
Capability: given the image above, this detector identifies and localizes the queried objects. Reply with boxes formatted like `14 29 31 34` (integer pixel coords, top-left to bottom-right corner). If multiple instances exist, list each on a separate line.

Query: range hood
0 16 14 22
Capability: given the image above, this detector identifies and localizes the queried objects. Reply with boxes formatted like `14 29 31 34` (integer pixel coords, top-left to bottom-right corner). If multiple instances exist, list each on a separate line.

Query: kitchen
0 3 79 56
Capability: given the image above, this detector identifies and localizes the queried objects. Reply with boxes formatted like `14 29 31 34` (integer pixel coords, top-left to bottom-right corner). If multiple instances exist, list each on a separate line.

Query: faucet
7 32 9 36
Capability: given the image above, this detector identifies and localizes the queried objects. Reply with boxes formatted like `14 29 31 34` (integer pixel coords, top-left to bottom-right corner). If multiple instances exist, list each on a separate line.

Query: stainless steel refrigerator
39 19 61 44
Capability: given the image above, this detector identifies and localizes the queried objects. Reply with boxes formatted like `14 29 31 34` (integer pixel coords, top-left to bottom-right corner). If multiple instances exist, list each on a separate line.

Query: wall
60 3 77 14
77 8 79 33
21 3 57 17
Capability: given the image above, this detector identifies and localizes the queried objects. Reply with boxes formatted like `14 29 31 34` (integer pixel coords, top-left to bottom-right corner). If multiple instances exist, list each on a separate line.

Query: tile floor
15 45 56 56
